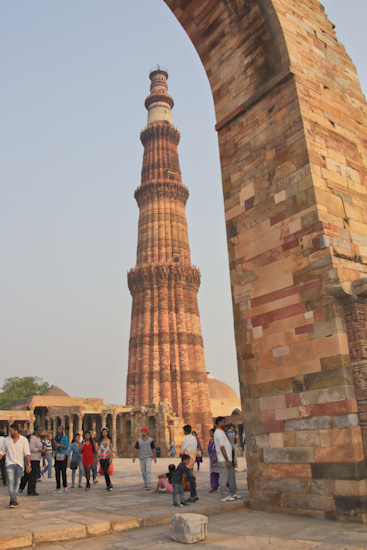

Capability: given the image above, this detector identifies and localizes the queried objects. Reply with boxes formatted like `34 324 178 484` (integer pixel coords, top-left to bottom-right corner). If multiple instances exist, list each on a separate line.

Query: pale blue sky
0 1 366 404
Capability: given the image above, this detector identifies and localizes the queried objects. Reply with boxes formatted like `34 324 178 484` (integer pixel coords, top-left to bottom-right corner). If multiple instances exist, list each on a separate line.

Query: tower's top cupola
145 65 174 125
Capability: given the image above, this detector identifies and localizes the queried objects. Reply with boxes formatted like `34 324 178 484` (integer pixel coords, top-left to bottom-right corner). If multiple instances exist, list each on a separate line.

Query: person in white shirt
0 423 31 508
213 416 241 502
179 425 198 502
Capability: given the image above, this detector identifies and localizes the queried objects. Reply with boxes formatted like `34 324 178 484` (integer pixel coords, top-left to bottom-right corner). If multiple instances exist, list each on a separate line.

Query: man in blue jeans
179 425 198 503
41 433 53 478
0 423 31 508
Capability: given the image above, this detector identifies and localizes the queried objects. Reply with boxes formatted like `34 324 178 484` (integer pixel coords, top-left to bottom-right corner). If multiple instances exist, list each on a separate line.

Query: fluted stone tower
127 67 213 440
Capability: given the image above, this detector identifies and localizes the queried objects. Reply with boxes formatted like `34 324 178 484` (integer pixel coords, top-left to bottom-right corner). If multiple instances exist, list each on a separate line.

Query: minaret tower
127 67 213 440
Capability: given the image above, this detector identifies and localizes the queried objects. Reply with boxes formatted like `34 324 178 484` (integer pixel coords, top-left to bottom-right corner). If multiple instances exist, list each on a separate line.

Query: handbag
56 453 65 461
98 462 114 476
70 461 78 470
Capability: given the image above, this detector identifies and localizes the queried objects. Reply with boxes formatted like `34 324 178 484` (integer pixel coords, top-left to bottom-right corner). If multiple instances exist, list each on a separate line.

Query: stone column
45 417 51 432
68 416 74 442
77 414 83 436
91 418 96 435
40 409 46 429
29 418 34 434
327 279 367 459
52 419 57 438
100 414 107 429
111 414 117 453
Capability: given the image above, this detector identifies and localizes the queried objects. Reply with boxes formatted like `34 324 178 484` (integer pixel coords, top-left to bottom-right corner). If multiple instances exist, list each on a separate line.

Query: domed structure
44 386 70 397
207 374 241 418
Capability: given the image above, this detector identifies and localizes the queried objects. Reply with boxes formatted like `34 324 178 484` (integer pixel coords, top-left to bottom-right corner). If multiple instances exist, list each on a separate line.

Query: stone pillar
91 418 96 434
100 414 107 430
45 417 51 432
327 279 367 458
68 416 74 443
111 414 117 453
29 418 34 434
52 419 57 438
40 409 46 429
77 414 83 436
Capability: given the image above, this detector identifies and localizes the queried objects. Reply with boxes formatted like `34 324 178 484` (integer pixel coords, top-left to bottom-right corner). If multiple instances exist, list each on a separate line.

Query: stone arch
165 0 367 520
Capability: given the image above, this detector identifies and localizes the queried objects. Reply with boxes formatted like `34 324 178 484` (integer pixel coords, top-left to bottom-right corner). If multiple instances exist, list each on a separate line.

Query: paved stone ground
0 457 366 549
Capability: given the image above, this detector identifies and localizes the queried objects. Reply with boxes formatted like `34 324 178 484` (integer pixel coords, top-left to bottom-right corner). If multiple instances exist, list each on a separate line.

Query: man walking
133 428 157 490
0 423 31 508
41 433 53 478
214 416 241 502
179 425 198 503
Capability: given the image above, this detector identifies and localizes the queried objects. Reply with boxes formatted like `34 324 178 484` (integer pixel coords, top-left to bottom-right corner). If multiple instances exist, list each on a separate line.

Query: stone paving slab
0 458 248 549
2 457 367 549
34 509 367 550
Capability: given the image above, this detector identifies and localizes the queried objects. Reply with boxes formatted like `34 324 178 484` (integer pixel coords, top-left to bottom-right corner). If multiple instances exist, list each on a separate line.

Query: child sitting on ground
154 464 175 494
171 454 191 508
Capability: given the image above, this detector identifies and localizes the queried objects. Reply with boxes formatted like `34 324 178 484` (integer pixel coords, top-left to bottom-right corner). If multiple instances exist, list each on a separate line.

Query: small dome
44 386 70 397
207 374 239 400
207 374 241 418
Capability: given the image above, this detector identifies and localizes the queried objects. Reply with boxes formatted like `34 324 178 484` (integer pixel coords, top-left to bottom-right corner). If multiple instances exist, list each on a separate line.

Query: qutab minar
126 67 213 441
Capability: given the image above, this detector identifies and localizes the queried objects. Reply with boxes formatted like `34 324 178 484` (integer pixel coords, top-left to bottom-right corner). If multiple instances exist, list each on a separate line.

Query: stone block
33 525 87 544
268 463 312 479
285 416 333 431
300 384 355 406
256 478 305 494
334 495 367 515
0 535 33 550
86 522 111 536
311 461 367 480
308 479 335 496
259 394 287 411
283 430 323 448
269 432 284 447
275 407 299 420
305 365 353 389
112 517 142 532
263 446 314 464
334 479 367 497
170 513 208 544
314 441 364 463
299 399 357 418
255 434 270 448
282 493 335 512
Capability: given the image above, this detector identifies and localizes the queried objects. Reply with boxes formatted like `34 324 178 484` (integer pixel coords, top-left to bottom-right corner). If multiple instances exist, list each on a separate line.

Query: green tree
0 376 53 410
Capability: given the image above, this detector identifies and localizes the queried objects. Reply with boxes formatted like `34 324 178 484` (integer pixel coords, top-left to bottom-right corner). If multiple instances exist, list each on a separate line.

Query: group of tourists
147 419 244 507
0 417 245 509
0 423 114 507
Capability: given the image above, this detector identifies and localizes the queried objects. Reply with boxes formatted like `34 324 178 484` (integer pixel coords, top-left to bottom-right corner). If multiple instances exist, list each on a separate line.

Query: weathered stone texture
170 513 208 544
165 0 367 521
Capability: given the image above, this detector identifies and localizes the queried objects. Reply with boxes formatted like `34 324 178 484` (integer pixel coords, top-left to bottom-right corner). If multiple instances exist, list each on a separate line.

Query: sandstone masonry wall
165 0 367 521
